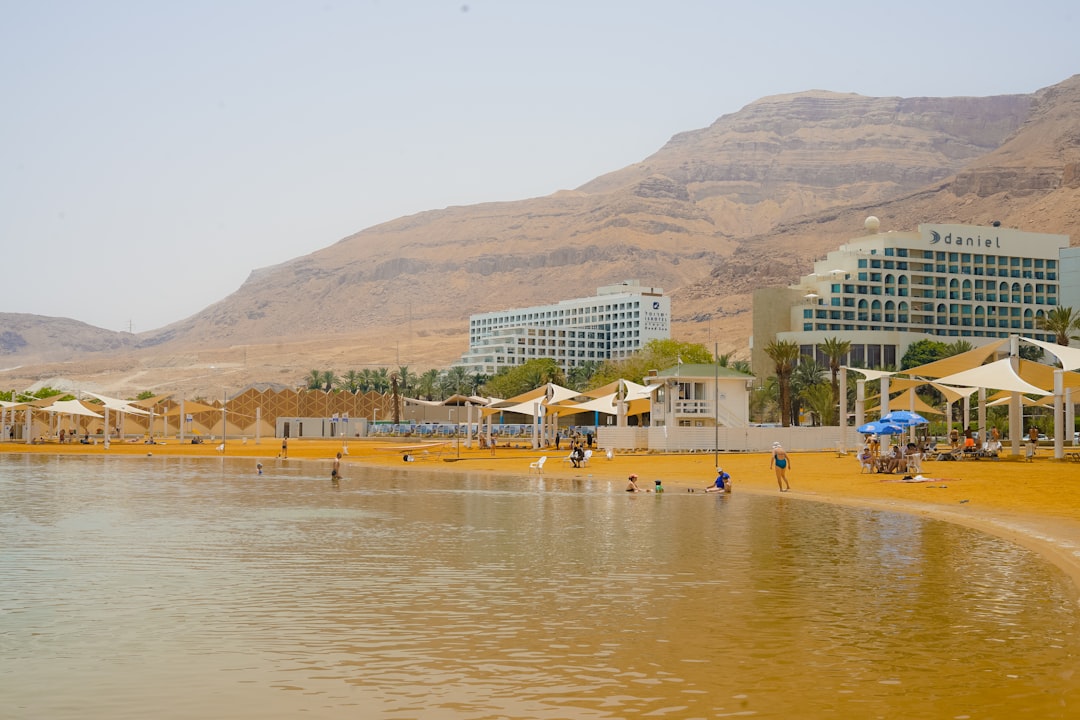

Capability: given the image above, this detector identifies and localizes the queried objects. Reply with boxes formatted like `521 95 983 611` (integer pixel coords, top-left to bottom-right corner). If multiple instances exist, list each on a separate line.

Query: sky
2 0 1078 333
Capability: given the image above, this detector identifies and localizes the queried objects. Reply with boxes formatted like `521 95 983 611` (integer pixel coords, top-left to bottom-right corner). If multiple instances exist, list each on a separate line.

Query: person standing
280 436 288 459
1027 426 1040 460
331 452 342 481
770 442 791 492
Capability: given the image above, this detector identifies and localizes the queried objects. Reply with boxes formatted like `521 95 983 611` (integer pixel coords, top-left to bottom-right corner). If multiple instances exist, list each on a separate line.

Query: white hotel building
752 219 1073 376
456 280 671 375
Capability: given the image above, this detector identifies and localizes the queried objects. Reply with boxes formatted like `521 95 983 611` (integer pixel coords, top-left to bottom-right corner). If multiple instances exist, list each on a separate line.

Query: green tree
1036 306 1080 346
319 370 337 392
372 368 391 394
441 366 472 397
764 340 800 427
900 339 951 370
481 359 564 399
590 339 713 387
567 361 602 391
305 369 324 391
396 366 418 397
801 382 836 426
820 337 851 420
337 370 363 394
417 369 441 400
791 357 827 426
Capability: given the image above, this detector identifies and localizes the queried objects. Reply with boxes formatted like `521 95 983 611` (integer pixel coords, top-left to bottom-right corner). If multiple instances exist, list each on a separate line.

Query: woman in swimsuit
770 442 791 492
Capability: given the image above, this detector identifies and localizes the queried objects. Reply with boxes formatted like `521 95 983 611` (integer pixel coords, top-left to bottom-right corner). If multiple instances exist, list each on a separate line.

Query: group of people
859 438 923 473
624 441 792 494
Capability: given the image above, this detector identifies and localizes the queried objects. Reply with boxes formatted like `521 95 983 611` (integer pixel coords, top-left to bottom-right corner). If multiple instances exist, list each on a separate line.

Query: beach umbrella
880 410 929 427
857 420 903 435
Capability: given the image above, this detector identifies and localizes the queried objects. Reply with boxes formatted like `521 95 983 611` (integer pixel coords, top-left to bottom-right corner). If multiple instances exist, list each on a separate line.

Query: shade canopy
857 420 903 435
1023 336 1080 371
880 410 929 427
934 359 1050 396
41 399 104 418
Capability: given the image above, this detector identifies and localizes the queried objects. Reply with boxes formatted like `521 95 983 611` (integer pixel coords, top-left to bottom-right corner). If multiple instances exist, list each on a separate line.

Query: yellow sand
7 438 1080 591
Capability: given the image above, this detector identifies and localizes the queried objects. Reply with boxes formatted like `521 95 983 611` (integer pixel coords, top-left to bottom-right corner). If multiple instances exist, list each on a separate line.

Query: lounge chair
935 447 964 461
529 456 547 474
858 450 874 473
906 451 923 473
581 449 593 467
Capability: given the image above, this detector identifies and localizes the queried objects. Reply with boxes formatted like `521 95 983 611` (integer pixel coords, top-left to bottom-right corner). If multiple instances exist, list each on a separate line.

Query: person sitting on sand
705 468 732 493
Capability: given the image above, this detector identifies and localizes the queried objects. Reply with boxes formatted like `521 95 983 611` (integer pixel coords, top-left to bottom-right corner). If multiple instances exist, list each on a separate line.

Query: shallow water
1 454 1078 719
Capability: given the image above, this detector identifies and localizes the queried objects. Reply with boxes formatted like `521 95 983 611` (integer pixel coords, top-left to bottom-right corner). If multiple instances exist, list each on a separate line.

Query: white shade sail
1022 336 1080 371
934 359 1050 396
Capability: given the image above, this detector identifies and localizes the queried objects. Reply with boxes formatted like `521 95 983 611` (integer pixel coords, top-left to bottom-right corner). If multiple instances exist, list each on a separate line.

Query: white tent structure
81 391 151 448
934 358 1051 396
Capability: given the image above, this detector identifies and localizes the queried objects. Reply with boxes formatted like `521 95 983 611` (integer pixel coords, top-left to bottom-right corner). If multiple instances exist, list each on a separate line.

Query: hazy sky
3 1 1077 332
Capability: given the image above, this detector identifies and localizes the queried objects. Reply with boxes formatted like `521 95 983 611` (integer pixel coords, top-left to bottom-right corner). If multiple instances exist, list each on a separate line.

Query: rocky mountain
4 75 1080 398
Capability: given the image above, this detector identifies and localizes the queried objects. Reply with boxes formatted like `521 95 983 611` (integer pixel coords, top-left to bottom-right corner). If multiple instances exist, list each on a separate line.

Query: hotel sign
643 298 670 333
920 224 1068 255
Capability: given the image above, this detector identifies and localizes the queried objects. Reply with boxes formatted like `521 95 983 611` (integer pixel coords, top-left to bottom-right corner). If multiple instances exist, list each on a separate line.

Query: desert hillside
4 75 1080 399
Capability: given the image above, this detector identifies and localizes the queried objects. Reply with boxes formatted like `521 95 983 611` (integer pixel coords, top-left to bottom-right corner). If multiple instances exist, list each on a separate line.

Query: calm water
1 454 1078 719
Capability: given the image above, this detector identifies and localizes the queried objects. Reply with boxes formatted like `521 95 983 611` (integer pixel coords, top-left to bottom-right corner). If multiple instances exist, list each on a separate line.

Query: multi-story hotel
752 218 1072 376
455 280 671 375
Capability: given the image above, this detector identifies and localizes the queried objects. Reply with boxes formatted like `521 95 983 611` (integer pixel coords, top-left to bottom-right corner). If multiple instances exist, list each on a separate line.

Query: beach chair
935 447 963 461
906 451 923 473
858 451 874 474
581 449 593 467
529 456 547 474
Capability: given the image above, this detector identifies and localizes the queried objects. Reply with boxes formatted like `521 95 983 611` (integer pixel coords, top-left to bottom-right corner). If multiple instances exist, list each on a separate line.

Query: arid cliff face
5 76 1080 398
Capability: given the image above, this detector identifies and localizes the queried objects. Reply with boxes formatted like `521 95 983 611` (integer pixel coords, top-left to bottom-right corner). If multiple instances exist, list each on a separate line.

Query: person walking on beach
1027 426 1039 460
280 436 288 459
331 452 342 481
770 442 791 492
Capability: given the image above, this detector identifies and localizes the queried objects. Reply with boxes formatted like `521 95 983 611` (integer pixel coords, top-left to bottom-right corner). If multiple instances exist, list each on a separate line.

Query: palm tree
336 370 362 394
791 357 827 426
1036 306 1080 346
305 369 324 391
373 368 391 394
764 340 800 427
442 366 471 397
396 366 418 397
319 370 336 392
820 337 851 420
417 369 441 400
801 382 836 426
567 361 602 391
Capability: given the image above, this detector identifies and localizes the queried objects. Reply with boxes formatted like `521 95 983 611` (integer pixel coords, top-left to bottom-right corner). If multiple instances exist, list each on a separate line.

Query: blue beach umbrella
880 410 929 427
857 420 904 435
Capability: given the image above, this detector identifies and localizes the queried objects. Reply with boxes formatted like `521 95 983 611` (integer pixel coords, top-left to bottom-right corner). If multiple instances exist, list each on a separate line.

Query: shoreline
6 437 1080 595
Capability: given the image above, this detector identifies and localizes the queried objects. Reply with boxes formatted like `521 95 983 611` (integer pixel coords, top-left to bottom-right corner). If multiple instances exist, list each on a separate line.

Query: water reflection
1 454 1077 719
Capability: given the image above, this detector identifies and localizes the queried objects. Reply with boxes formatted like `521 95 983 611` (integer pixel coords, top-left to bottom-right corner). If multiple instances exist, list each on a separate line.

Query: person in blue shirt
705 468 732 493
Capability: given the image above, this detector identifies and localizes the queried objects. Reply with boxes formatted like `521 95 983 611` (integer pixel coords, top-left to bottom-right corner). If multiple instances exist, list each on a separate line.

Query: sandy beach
7 437 1080 593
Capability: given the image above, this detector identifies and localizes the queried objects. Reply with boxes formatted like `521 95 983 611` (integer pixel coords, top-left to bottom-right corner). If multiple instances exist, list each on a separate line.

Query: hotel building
751 218 1072 377
455 280 671 375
